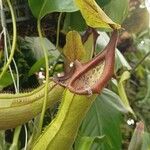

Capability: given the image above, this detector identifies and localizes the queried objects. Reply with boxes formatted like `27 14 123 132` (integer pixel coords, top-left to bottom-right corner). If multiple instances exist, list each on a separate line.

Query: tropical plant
0 0 149 150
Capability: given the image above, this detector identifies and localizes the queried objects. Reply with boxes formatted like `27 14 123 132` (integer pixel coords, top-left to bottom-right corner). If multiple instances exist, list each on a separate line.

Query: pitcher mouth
54 30 118 95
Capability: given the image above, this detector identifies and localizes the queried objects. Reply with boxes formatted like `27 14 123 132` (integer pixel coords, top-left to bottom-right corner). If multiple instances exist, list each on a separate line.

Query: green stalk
56 12 63 49
0 0 17 80
35 0 52 136
0 1 21 149
51 12 63 74
9 126 21 150
37 19 49 136
131 51 150 73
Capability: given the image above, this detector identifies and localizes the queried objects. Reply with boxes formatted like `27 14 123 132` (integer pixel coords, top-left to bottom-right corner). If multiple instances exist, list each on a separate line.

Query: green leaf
28 0 78 19
141 132 150 150
0 72 16 90
116 50 132 71
63 31 86 62
96 0 111 7
63 11 87 32
75 0 121 30
28 55 55 76
96 32 131 71
25 37 60 76
142 74 150 103
103 0 129 24
0 131 10 149
0 131 5 150
117 71 134 114
82 31 95 62
128 122 144 150
76 89 124 150
63 0 127 31
76 136 105 150
24 37 60 60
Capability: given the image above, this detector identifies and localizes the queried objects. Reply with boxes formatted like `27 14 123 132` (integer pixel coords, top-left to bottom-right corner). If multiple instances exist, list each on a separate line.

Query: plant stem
37 19 49 136
6 30 20 91
0 0 17 80
33 0 50 137
0 1 21 149
56 12 63 49
131 51 150 73
50 12 63 74
9 126 21 150
0 0 17 92
24 124 28 150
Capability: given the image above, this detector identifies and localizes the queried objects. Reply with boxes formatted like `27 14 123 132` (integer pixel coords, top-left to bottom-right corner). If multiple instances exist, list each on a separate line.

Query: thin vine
131 51 150 73
56 12 63 49
37 19 49 135
0 0 17 80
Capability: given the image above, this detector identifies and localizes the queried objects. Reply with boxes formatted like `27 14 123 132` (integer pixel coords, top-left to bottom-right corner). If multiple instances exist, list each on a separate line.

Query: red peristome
68 30 118 95
55 30 118 95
